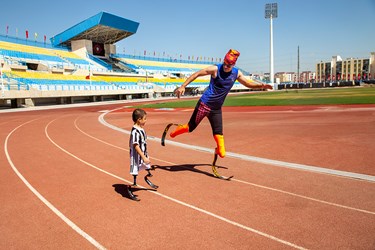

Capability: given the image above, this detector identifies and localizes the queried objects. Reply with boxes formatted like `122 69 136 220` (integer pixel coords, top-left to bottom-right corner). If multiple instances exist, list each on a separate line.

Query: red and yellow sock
170 124 189 138
214 134 226 158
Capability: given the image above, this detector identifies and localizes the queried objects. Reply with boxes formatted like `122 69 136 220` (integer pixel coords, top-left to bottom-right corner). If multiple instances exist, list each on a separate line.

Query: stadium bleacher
0 38 217 89
1 34 254 108
0 12 252 108
111 54 210 75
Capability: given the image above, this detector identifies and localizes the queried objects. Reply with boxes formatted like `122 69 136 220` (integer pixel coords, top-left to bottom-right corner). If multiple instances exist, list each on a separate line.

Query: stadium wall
0 88 153 108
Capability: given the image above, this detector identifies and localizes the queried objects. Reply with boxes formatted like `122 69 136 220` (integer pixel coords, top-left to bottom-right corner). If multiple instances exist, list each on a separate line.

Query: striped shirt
129 126 148 175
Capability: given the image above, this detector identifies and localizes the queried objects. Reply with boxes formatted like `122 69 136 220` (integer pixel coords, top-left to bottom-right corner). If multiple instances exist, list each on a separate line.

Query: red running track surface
1 102 374 249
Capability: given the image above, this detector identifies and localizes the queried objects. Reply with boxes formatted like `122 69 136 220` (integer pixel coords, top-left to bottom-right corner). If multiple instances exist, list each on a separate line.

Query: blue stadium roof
50 12 139 47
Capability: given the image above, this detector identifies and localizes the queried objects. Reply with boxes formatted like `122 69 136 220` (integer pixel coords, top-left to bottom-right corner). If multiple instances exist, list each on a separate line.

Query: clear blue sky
1 0 374 74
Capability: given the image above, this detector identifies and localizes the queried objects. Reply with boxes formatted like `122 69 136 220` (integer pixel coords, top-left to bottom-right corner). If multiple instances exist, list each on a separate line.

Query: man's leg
170 124 189 138
208 109 225 158
170 100 209 138
213 134 226 158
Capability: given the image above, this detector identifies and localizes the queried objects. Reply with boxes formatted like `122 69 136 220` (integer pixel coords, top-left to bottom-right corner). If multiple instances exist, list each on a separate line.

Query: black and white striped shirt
129 126 148 173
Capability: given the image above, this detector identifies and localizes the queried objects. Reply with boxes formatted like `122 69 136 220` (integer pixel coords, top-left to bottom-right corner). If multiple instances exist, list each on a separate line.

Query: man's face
223 62 234 72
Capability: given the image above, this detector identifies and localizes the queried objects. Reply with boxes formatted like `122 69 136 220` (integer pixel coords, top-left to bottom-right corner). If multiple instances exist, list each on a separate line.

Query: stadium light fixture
265 3 278 87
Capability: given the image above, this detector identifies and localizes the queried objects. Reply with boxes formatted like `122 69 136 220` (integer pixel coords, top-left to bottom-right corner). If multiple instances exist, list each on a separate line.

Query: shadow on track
112 184 154 201
153 163 228 179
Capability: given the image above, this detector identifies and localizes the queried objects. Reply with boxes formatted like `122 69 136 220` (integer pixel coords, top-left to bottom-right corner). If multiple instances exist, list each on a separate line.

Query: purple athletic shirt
199 64 239 110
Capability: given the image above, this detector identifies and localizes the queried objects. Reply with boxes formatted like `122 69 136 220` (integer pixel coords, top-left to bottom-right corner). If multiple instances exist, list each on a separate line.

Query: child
129 108 151 185
128 109 157 201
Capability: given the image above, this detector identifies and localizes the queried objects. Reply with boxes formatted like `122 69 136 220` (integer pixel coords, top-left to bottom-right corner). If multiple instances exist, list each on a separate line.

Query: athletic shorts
130 162 151 176
188 100 223 135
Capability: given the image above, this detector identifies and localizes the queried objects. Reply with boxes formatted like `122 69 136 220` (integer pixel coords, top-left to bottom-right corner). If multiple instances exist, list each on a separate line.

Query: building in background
316 52 373 83
300 71 315 83
274 72 295 83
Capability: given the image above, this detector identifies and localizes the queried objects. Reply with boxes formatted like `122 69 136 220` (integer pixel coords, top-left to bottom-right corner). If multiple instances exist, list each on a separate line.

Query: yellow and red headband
224 49 240 65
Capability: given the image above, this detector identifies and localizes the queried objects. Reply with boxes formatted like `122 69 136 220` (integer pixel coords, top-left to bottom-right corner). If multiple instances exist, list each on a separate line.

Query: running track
1 101 374 249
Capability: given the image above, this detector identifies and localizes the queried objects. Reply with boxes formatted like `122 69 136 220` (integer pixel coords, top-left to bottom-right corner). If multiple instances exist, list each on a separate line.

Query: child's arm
134 144 151 164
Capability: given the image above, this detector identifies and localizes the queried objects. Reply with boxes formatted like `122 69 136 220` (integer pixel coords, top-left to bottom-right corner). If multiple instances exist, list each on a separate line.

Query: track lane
1 116 101 250
107 106 375 175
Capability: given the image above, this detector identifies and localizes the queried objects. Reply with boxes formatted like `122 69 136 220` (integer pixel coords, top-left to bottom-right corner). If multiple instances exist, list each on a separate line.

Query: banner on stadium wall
93 42 105 56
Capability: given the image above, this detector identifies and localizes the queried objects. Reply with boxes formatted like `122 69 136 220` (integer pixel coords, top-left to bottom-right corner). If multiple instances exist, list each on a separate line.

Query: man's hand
174 86 185 98
263 84 273 90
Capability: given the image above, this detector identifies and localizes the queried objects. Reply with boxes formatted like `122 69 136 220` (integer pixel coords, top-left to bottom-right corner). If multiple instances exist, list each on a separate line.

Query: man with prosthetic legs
167 49 273 178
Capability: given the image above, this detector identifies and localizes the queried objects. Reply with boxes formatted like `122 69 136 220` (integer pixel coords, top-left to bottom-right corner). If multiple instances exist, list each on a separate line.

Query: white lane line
232 178 375 215
74 115 375 216
46 118 306 249
4 119 106 250
148 139 375 182
98 110 375 183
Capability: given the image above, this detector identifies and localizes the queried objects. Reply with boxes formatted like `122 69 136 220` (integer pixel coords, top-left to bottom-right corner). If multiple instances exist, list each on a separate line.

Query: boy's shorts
130 163 151 176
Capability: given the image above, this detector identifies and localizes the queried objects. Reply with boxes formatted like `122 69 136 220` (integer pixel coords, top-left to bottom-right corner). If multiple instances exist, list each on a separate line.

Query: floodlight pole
270 15 274 86
265 3 278 89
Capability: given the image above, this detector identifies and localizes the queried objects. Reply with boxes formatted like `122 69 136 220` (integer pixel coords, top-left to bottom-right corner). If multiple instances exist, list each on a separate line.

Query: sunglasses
224 63 235 68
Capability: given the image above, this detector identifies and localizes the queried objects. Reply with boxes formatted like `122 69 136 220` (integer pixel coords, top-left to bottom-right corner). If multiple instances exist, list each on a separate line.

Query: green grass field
137 87 375 108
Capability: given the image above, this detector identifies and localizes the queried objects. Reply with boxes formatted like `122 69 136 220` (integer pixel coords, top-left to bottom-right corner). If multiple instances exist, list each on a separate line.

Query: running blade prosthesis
127 170 158 201
161 123 179 146
127 186 140 201
212 150 233 181
144 170 159 189
162 123 232 180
